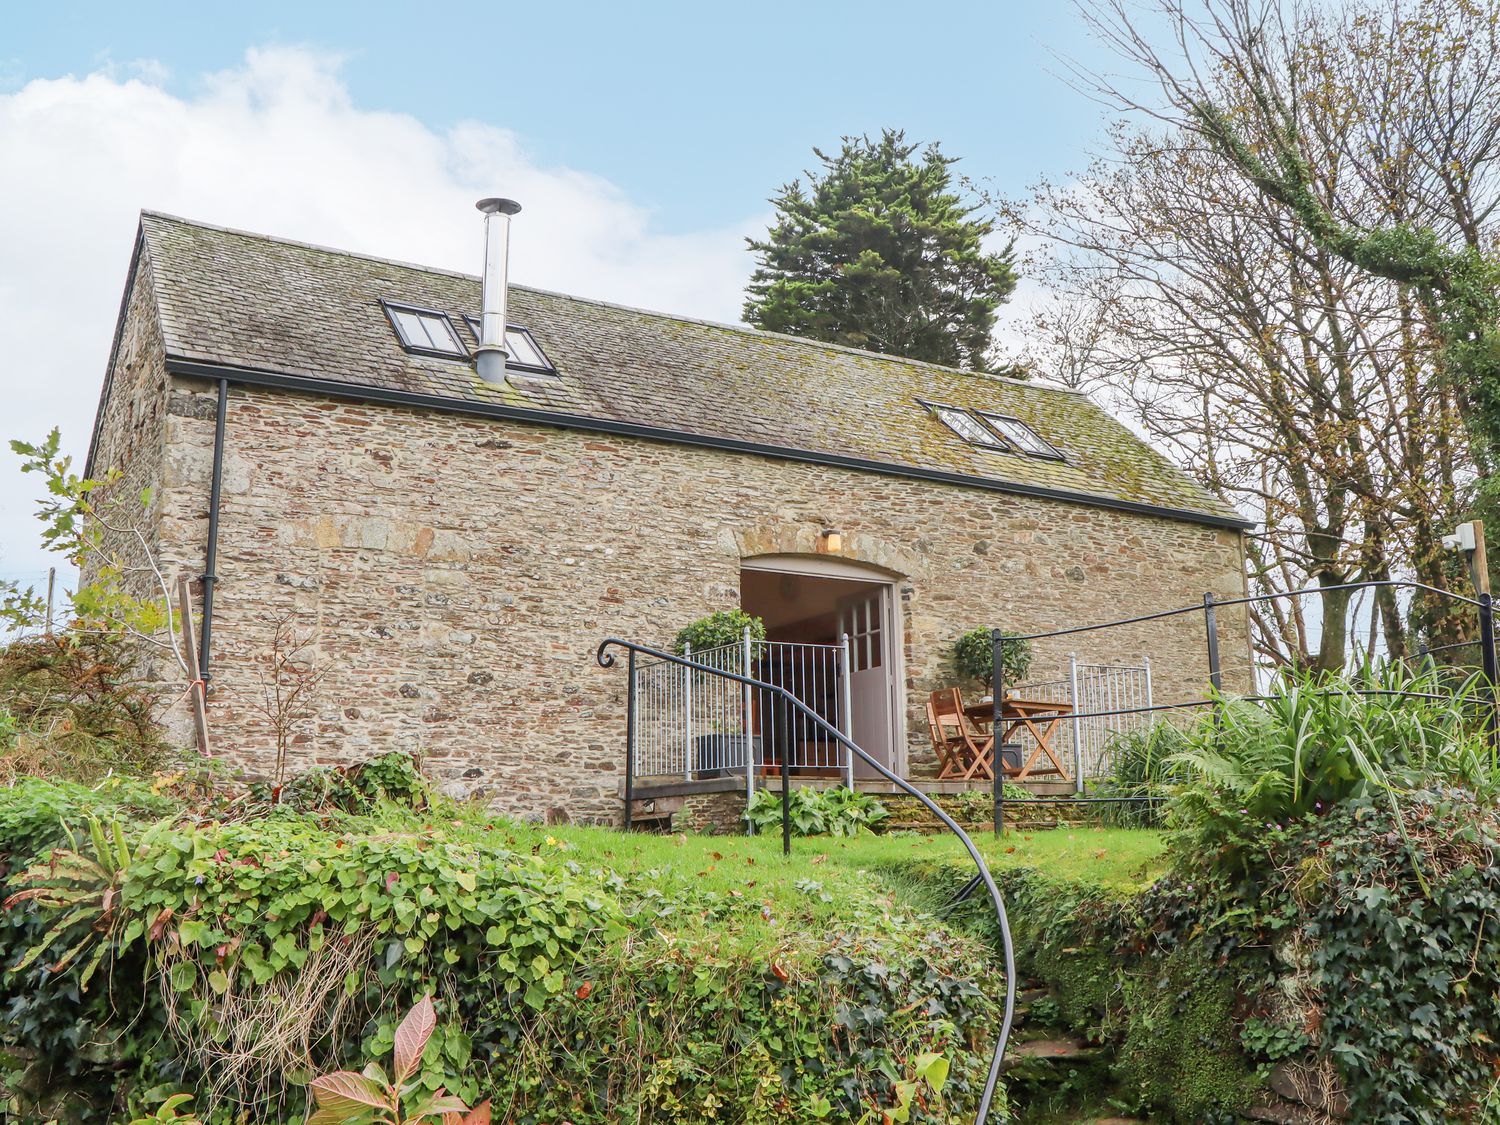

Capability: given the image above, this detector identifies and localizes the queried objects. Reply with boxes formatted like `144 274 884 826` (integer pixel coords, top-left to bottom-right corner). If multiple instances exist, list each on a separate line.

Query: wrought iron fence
629 629 854 794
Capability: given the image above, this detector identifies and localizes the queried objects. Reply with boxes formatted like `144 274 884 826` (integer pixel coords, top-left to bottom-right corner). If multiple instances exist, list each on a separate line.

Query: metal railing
629 628 856 797
598 636 1015 1124
985 579 1500 834
1014 657 1154 788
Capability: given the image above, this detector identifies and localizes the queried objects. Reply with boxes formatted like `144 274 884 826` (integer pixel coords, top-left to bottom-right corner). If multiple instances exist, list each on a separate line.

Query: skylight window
926 402 1009 451
384 303 467 358
977 412 1066 460
921 399 1068 461
463 317 556 376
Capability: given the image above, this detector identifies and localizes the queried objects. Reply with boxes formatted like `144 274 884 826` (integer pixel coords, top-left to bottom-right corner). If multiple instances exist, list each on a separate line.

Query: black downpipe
199 378 228 683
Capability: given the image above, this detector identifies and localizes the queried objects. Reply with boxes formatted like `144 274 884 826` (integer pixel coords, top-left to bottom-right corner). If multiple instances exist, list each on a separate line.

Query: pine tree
743 130 1018 371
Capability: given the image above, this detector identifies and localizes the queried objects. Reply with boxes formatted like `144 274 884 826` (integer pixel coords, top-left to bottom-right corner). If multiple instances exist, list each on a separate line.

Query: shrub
247 751 429 812
0 768 994 1124
1089 722 1191 827
1170 665 1496 877
1292 792 1500 1123
672 609 765 655
744 785 889 836
0 634 170 783
951 628 1032 688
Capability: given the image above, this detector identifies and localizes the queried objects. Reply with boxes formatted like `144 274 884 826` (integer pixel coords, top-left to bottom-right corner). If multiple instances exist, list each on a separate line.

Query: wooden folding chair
926 699 961 778
928 688 994 780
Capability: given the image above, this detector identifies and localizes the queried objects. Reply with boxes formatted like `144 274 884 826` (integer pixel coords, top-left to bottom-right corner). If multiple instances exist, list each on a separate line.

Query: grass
512 822 1167 890
492 817 1167 950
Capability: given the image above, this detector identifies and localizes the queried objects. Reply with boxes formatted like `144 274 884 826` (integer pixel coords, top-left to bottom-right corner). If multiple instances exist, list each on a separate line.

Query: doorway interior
740 558 901 779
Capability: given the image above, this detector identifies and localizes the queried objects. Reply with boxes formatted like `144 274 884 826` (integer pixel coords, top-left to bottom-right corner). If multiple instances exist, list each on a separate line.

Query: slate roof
124 211 1246 528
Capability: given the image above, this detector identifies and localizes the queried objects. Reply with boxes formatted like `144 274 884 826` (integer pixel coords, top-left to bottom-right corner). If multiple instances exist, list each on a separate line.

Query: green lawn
490 818 1167 949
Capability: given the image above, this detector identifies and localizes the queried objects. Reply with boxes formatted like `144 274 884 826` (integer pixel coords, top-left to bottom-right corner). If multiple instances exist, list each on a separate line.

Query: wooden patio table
964 696 1074 783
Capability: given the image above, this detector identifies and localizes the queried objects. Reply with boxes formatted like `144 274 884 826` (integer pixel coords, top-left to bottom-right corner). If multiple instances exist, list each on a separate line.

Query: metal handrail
597 636 1014 1125
996 578 1485 644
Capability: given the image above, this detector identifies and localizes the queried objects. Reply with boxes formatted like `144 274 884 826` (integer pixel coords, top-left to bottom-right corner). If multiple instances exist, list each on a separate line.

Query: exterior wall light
818 530 843 554
1443 519 1490 596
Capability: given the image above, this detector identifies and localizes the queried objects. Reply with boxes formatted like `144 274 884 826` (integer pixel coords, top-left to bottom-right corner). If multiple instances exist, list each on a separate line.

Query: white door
838 586 895 779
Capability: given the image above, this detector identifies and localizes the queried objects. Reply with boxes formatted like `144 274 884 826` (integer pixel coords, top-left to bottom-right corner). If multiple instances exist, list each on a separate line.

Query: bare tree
253 612 325 788
1014 86 1474 669
1013 0 1500 665
1065 0 1500 507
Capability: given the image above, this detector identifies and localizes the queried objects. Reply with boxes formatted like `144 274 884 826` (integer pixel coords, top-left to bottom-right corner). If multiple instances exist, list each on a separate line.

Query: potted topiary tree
675 610 767 777
674 609 766 655
952 628 1034 773
952 627 1033 693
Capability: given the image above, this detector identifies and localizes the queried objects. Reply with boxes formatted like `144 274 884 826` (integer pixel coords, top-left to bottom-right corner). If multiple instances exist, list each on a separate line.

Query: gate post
624 649 637 833
1203 592 1222 692
840 632 855 789
992 629 1006 837
683 641 694 781
1068 653 1084 793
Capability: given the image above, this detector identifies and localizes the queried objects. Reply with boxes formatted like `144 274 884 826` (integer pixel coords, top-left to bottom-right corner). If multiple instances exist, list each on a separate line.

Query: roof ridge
140 208 483 283
137 208 1082 397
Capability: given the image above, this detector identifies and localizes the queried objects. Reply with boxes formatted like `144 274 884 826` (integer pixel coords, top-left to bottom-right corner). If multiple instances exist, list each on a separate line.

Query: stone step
1005 1036 1099 1064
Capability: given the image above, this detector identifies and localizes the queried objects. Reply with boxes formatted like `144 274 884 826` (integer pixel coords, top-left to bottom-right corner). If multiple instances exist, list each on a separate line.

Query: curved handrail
597 636 1015 1123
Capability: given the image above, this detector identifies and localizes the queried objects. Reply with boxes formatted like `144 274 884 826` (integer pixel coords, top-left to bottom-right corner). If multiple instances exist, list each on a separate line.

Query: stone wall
78 253 200 741
85 251 171 600
676 791 747 835
123 375 1248 825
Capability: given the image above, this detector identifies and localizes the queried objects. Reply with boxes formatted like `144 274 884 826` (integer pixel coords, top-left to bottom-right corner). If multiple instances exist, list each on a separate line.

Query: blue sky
0 1 1119 583
4 1 1109 232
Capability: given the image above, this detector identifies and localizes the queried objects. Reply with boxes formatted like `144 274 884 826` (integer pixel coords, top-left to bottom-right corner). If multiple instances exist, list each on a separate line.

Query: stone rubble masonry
81 254 185 696
91 276 1251 827
676 791 748 835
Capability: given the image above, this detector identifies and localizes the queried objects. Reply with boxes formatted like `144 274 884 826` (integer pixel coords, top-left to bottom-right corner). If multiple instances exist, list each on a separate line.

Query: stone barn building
87 209 1251 824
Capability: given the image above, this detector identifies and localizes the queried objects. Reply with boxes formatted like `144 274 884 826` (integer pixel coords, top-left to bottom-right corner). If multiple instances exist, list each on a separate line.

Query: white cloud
0 47 760 582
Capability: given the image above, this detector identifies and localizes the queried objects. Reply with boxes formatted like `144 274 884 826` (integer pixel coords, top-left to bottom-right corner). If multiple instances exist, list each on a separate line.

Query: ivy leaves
1301 793 1500 1122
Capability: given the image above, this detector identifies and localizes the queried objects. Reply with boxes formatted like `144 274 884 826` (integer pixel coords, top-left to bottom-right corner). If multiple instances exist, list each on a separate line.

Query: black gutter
200 378 228 683
163 357 1255 532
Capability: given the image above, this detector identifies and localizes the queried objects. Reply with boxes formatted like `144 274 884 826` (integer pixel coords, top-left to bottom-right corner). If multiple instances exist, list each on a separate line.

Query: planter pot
693 734 762 777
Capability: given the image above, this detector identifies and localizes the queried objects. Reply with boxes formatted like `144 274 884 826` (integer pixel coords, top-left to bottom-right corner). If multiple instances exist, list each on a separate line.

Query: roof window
463 317 556 376
922 399 1066 461
977 412 1066 460
925 401 1009 451
383 302 467 358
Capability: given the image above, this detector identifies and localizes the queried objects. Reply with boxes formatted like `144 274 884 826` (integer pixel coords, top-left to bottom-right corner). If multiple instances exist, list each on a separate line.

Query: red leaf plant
306 995 489 1125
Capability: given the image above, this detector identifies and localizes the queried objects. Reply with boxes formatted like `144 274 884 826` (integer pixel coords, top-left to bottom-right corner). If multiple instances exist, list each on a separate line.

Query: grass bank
0 772 1037 1124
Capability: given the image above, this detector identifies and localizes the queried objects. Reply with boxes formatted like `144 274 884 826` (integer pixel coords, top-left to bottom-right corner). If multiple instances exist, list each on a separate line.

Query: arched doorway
740 555 904 779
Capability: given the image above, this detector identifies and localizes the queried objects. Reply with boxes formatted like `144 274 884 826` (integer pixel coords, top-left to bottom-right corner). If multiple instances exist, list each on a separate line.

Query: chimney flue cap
476 197 522 216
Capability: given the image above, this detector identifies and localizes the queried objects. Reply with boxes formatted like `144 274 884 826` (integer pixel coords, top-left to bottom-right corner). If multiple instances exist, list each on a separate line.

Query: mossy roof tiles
135 211 1246 528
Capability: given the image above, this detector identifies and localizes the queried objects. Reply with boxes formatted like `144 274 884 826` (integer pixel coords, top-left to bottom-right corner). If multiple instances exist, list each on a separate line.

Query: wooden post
1470 519 1490 597
1464 522 1498 763
44 567 55 636
176 575 212 757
